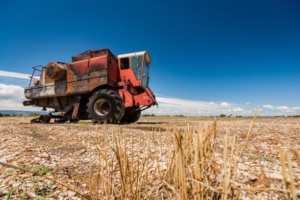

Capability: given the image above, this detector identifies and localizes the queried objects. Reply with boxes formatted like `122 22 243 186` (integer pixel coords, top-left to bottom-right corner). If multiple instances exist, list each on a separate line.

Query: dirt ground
0 116 299 199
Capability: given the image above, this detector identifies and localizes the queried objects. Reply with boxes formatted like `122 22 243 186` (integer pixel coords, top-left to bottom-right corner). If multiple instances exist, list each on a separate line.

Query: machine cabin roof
118 51 151 66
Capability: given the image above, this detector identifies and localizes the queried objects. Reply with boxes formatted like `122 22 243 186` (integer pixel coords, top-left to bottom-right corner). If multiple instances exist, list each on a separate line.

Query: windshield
131 56 142 80
142 57 149 88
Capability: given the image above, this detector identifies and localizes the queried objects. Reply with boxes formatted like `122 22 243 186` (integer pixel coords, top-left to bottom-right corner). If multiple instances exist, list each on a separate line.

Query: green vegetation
0 113 11 117
0 112 41 117
31 165 52 175
142 114 186 117
142 113 156 117
33 197 46 200
77 121 93 125
6 187 17 200
34 182 53 198
249 154 276 163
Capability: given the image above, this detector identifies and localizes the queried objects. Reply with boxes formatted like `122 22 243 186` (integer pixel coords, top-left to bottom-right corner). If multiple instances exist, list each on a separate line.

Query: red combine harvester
23 49 157 124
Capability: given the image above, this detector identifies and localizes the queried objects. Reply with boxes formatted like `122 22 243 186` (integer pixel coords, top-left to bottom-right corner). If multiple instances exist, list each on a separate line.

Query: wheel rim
94 99 111 116
39 115 50 123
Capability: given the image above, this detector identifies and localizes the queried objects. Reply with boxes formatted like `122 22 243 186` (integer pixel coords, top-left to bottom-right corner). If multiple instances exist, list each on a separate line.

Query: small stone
34 157 40 161
266 173 285 181
49 136 56 140
12 182 21 187
249 175 258 182
26 183 34 187
237 163 248 170
68 191 76 197
40 152 50 159
52 184 58 190
0 158 7 163
14 152 21 156
1 189 9 195
19 173 32 178
291 162 298 168
26 192 37 198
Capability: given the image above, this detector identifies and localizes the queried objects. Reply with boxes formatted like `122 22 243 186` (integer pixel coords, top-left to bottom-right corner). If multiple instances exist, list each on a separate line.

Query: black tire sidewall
120 109 141 124
87 90 122 121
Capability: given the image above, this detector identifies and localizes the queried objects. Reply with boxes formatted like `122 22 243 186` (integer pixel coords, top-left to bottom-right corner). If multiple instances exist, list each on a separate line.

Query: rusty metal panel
118 90 133 107
71 49 117 63
89 56 107 71
25 71 109 98
68 60 89 75
88 77 108 91
89 70 107 79
65 69 108 95
107 57 119 82
36 98 48 107
66 76 107 95
40 81 67 97
67 80 89 94
71 49 107 62
24 86 41 99
25 81 67 99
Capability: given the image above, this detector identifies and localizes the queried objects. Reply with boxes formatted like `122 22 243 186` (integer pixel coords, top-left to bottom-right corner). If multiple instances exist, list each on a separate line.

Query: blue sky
0 0 300 116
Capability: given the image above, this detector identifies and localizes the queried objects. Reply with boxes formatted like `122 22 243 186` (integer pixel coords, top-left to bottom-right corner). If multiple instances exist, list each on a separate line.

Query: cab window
131 56 142 79
120 57 129 69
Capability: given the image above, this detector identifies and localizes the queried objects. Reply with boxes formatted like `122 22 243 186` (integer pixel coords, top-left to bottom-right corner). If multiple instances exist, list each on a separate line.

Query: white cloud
292 107 300 110
220 102 230 107
276 106 289 110
233 107 243 112
0 84 40 110
0 84 24 101
263 105 274 109
145 97 244 116
259 105 300 114
0 70 30 79
245 102 250 105
274 106 298 114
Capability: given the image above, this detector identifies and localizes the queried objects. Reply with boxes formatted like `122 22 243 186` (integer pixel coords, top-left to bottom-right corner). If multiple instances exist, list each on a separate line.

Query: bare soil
0 116 299 199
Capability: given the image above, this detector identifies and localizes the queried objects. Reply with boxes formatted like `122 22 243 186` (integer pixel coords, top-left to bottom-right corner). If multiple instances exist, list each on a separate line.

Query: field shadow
128 126 167 131
136 122 165 124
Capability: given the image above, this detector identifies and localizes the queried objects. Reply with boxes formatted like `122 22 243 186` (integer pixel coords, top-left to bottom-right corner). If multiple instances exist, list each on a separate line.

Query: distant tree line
141 114 300 118
0 113 21 117
142 114 186 117
0 113 12 117
0 112 40 117
218 114 300 118
142 114 156 117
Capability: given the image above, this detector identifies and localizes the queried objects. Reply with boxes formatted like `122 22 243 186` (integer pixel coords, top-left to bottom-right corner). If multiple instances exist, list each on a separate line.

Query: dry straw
1 110 299 199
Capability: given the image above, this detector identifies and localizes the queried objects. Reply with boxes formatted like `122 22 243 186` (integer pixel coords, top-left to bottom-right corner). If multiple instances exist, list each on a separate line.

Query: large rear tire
120 107 141 124
86 89 125 123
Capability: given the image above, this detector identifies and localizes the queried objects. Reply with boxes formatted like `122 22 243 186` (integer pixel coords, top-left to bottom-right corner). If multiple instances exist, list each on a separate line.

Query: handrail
28 65 44 87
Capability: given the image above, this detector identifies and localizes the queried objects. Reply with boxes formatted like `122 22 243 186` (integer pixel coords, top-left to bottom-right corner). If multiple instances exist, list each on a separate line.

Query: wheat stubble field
0 116 299 199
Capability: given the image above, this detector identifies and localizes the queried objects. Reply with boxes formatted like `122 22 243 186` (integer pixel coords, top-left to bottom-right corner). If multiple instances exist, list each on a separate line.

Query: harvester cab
23 48 157 124
118 51 151 88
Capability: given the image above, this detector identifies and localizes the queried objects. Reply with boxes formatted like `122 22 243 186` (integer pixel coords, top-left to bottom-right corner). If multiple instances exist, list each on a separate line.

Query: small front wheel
120 107 141 124
39 115 51 123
